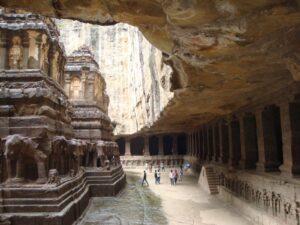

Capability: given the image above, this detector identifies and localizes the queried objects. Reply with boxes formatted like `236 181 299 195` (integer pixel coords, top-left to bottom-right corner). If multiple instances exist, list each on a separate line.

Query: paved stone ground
76 168 253 225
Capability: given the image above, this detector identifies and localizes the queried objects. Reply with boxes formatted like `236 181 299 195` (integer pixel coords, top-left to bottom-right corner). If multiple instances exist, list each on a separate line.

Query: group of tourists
169 169 183 185
141 164 184 187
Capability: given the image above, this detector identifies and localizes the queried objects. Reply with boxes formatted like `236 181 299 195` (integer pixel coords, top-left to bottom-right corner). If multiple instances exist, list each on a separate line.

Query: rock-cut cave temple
0 1 299 225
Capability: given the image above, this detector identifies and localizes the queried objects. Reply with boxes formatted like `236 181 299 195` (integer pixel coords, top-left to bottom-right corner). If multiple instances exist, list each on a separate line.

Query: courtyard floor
76 168 253 225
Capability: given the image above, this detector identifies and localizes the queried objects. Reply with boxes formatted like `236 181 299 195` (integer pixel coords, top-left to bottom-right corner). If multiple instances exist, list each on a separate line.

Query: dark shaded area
177 133 187 155
116 138 125 156
149 135 159 155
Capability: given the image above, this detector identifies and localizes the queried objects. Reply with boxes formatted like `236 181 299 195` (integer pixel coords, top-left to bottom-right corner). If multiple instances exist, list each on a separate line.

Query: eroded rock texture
1 0 300 134
56 20 173 135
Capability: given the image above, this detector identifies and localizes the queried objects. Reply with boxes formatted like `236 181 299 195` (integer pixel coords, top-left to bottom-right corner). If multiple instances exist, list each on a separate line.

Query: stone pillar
279 101 300 176
228 118 241 169
93 153 97 167
36 161 47 184
85 152 90 167
211 124 216 162
239 113 258 169
203 126 208 160
0 32 7 69
80 71 86 98
213 124 220 162
6 158 12 181
125 138 131 156
86 75 95 100
197 130 201 157
16 158 24 180
158 135 164 155
255 108 266 171
144 136 150 156
27 30 39 69
206 126 211 161
172 134 178 155
208 126 214 161
192 132 196 156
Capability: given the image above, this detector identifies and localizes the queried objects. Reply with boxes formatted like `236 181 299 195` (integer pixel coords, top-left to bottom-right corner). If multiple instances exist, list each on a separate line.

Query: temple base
0 165 126 225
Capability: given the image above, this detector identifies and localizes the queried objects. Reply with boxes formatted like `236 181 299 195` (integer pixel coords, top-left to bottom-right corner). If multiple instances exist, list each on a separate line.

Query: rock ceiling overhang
1 0 300 134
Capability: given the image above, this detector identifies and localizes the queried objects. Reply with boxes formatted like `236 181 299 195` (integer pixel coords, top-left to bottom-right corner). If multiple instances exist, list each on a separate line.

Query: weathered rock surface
56 20 173 135
1 0 300 134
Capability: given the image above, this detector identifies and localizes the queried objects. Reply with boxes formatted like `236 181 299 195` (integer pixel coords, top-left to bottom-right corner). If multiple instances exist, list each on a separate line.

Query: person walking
179 168 183 182
161 162 165 172
157 169 161 184
169 170 174 185
154 170 158 184
174 169 178 185
142 170 149 186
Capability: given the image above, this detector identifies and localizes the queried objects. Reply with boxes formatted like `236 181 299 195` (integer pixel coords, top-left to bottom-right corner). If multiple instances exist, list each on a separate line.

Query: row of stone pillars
124 134 179 156
187 98 300 176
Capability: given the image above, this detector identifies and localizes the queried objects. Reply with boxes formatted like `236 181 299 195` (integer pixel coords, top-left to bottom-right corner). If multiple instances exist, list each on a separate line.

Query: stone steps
205 167 219 195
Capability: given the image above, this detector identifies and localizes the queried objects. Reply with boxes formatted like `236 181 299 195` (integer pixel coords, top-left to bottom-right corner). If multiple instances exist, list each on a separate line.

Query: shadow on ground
76 171 168 225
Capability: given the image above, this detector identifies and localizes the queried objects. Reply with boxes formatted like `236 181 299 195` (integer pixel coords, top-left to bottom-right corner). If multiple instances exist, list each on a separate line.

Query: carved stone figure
8 36 23 69
47 169 61 185
40 34 49 71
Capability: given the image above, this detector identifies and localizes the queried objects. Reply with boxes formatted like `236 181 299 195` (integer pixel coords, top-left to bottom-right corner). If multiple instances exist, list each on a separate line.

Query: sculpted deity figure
40 34 49 72
9 36 23 69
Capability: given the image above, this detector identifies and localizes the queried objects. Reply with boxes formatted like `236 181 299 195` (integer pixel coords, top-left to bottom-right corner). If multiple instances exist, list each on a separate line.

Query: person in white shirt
169 170 174 185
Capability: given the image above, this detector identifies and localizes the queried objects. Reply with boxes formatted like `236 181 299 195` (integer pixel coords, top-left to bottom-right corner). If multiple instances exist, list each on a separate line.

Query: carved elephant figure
3 134 47 183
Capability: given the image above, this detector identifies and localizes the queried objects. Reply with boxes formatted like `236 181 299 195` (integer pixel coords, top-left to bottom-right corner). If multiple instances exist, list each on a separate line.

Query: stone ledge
0 165 126 225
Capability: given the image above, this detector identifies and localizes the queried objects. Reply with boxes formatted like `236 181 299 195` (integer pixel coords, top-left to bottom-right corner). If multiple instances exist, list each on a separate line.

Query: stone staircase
205 166 219 195
198 166 219 195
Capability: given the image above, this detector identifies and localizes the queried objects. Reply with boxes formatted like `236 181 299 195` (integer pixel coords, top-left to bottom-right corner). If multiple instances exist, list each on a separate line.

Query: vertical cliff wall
56 19 173 135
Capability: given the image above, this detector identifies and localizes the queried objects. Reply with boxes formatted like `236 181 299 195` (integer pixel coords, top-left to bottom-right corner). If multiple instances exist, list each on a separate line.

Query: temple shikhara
0 1 299 225
0 8 125 225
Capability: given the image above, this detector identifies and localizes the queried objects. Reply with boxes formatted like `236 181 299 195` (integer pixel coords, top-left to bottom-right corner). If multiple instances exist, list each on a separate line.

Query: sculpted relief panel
8 36 23 69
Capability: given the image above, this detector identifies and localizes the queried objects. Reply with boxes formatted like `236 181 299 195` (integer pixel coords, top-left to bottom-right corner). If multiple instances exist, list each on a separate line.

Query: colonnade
187 96 300 177
117 133 187 156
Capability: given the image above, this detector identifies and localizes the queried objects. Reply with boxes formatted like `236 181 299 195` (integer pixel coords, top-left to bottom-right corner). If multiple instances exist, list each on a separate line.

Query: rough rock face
1 0 300 133
56 20 173 135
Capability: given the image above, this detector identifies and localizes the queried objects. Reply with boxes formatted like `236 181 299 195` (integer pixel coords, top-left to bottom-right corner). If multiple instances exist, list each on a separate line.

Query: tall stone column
199 129 203 159
80 71 86 98
192 132 196 157
158 135 164 155
27 30 39 69
279 100 300 176
206 126 211 161
208 126 214 161
255 108 266 171
197 130 201 157
203 126 208 160
172 134 178 155
125 138 131 156
213 124 220 162
144 136 150 156
211 124 216 162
